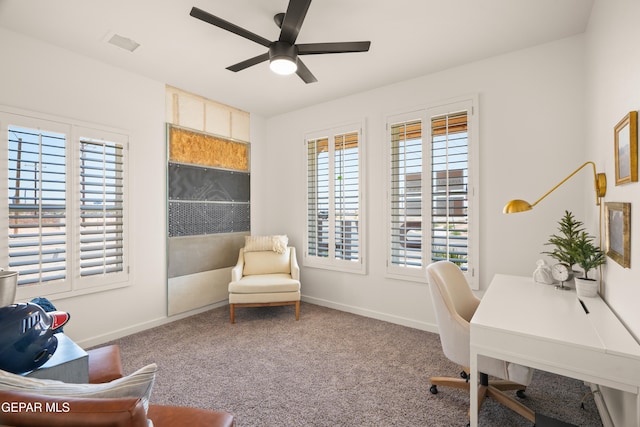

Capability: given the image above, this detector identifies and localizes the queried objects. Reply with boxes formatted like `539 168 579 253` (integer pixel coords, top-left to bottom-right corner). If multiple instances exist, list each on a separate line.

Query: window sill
15 280 130 304
303 258 367 275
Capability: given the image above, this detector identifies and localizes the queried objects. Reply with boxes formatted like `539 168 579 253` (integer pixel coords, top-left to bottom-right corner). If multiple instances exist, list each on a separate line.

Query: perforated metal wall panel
168 201 250 237
168 163 250 202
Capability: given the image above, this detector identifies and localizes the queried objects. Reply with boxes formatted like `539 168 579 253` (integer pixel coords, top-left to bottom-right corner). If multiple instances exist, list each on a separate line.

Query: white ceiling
0 0 594 118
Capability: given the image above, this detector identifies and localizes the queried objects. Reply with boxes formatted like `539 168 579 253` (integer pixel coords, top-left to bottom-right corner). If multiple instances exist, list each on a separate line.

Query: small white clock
551 263 573 290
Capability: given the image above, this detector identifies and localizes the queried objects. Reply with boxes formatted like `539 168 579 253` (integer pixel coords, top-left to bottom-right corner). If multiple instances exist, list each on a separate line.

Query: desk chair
427 261 535 424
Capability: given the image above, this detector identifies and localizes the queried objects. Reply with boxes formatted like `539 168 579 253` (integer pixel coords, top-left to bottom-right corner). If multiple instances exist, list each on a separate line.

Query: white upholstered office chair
427 261 535 423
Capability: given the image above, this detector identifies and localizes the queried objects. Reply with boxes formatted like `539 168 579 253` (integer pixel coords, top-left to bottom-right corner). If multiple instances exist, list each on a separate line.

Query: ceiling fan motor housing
269 42 298 63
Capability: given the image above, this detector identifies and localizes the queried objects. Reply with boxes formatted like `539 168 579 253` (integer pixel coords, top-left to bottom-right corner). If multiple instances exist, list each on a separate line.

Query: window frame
385 97 479 289
303 120 367 274
0 106 130 300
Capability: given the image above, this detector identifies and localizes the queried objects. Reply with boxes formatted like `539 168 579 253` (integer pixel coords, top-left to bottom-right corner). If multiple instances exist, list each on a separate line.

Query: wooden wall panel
169 126 249 171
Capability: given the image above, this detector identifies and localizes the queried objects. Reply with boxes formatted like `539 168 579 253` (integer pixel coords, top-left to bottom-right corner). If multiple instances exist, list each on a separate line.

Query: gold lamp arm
503 161 607 214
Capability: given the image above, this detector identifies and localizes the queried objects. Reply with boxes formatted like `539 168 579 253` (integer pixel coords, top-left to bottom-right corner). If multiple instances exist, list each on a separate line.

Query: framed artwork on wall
614 111 638 185
605 202 631 268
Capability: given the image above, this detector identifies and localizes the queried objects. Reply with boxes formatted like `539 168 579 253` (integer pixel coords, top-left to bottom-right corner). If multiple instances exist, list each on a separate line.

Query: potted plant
570 231 606 297
542 210 584 270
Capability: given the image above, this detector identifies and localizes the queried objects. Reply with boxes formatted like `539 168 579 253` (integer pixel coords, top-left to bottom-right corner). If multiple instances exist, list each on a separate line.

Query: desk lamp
503 161 607 214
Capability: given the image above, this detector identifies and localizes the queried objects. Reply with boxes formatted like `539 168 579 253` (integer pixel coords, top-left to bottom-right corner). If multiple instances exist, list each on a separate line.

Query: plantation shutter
389 119 423 268
307 137 329 258
334 132 359 262
7 126 67 285
79 138 125 277
430 111 469 270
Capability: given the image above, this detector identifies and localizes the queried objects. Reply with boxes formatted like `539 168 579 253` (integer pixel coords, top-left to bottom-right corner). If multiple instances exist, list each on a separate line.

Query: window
305 122 365 273
430 112 470 270
386 99 478 288
389 119 422 270
8 126 67 286
79 136 125 278
1 109 129 298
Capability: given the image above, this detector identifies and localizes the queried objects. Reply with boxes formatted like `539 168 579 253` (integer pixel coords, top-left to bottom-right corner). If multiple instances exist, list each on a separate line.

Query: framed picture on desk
605 202 631 268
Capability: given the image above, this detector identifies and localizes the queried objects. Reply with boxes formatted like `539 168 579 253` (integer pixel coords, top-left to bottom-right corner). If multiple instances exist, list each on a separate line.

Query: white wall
586 1 640 425
0 28 169 347
259 35 587 330
586 0 640 340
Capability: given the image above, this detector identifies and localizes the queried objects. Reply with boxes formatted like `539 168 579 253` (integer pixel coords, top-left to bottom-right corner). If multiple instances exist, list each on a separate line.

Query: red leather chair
0 344 234 427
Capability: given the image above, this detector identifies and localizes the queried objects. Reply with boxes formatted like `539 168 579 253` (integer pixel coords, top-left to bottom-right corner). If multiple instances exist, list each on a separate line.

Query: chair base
430 370 534 423
229 300 300 324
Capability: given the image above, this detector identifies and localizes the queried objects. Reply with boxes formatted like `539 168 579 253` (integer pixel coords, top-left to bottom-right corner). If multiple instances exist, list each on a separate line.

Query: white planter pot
575 277 599 298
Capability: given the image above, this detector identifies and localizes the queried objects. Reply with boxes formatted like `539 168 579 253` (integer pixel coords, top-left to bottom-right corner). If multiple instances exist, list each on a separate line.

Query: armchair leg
229 300 300 323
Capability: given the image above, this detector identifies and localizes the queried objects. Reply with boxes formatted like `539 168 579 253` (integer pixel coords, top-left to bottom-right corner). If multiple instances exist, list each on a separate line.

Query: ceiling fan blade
279 0 312 45
295 58 317 84
226 52 270 72
190 7 272 48
297 41 371 55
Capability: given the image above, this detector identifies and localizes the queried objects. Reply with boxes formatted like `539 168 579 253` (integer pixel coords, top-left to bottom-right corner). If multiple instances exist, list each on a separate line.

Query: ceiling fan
189 0 371 83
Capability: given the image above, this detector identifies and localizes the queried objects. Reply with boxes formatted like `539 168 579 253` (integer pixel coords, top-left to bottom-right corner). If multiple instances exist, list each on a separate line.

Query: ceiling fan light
270 57 297 75
269 41 298 76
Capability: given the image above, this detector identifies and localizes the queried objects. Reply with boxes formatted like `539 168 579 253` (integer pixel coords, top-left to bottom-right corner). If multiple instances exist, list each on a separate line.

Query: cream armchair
228 241 301 324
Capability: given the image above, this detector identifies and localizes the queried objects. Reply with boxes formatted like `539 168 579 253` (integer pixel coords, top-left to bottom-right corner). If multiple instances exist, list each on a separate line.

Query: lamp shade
269 42 298 76
503 162 607 214
270 58 297 75
503 199 533 214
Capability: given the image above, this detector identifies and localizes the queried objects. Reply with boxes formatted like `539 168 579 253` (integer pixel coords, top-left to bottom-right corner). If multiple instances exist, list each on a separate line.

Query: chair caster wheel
460 371 469 380
430 385 438 394
516 389 526 399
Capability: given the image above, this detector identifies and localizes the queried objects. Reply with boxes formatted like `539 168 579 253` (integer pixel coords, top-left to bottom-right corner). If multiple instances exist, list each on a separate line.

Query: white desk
470 274 640 426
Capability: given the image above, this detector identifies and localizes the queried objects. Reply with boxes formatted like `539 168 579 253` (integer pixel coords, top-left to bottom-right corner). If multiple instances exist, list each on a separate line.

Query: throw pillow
272 235 288 254
244 235 288 254
0 363 157 414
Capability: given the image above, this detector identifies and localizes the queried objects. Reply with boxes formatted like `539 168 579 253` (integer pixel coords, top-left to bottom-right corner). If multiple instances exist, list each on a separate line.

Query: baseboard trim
301 295 438 333
76 300 229 348
79 296 438 348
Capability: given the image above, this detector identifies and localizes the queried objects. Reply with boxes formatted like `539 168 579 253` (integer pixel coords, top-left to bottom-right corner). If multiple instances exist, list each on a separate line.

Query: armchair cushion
228 273 300 294
242 250 291 275
0 363 157 413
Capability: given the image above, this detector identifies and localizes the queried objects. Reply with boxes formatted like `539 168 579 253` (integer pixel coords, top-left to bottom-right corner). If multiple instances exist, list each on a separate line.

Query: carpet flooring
105 302 604 427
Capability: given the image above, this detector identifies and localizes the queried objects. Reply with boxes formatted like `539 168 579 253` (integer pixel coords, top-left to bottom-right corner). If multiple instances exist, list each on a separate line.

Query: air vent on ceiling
107 33 140 52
